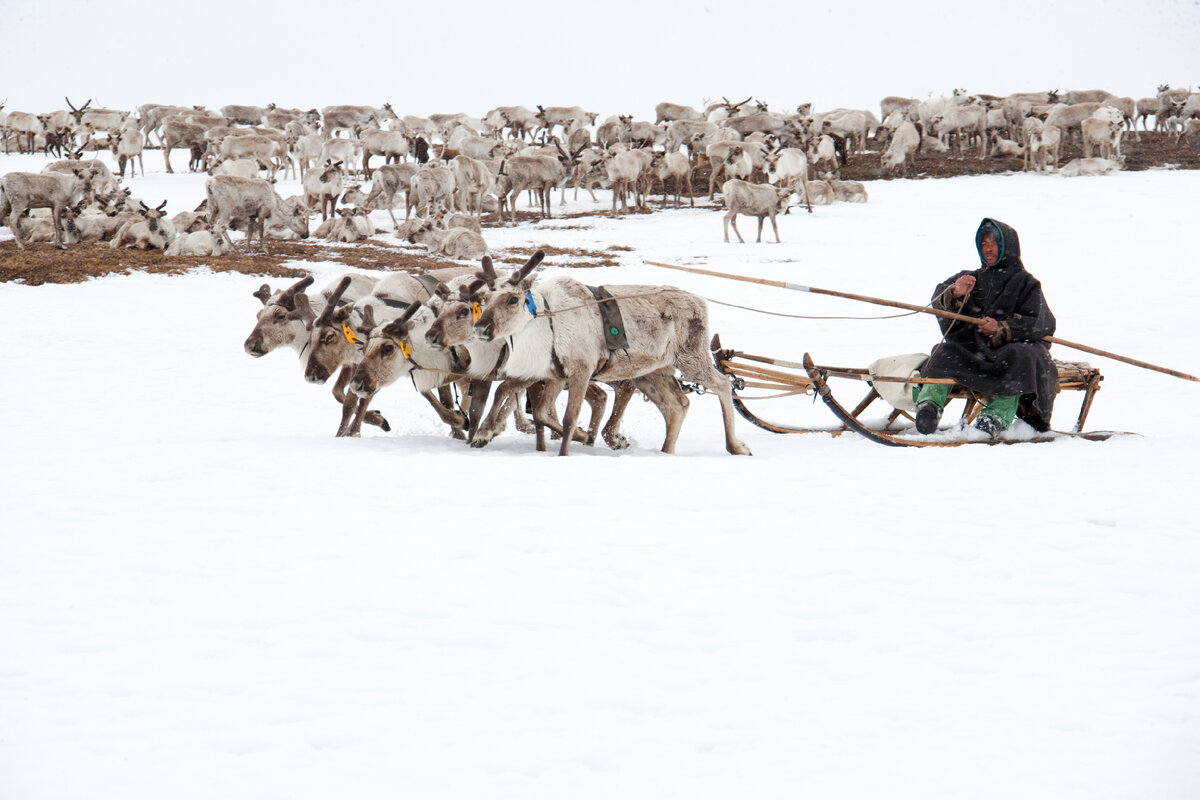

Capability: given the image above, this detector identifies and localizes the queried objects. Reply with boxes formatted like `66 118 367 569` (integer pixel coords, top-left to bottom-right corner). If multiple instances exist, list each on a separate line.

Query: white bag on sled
867 353 930 415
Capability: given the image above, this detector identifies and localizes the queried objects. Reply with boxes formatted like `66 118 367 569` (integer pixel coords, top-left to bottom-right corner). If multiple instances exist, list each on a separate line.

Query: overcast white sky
2 0 1198 119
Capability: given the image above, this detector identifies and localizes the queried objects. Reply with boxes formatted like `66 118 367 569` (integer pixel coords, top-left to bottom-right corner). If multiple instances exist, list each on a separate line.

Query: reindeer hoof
379 416 390 432
604 433 631 450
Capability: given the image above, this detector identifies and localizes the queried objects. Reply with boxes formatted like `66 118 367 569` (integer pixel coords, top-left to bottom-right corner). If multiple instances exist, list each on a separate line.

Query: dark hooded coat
922 218 1058 430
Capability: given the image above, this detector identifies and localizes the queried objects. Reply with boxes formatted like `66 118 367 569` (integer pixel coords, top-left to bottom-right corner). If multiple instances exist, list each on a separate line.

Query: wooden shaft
648 259 1200 383
1043 336 1198 382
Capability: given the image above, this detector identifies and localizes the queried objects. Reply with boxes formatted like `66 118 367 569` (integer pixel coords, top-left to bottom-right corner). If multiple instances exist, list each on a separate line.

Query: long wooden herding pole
645 259 1200 383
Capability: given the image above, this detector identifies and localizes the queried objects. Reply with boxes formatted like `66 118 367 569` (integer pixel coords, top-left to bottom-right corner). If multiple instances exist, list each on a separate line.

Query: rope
532 288 672 318
703 295 922 320
534 289 925 322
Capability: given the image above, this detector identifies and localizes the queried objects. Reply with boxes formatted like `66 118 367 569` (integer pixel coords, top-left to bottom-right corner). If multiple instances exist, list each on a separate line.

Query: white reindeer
471 252 750 456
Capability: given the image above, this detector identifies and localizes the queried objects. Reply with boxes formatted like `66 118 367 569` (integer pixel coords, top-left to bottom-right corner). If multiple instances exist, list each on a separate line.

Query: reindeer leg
465 379 491 439
679 359 751 456
334 390 359 437
52 204 66 250
420 389 467 439
511 390 536 434
556 374 591 456
636 371 690 454
346 393 376 437
528 381 549 451
728 212 745 244
471 378 531 447
333 366 389 432
583 382 608 446
601 381 634 450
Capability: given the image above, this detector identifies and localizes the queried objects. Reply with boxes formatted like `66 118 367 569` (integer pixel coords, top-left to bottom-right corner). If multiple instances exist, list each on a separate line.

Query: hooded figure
917 218 1058 433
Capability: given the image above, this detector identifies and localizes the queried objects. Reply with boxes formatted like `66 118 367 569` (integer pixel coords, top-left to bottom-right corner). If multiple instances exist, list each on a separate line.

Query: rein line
703 295 923 320
530 287 926 322
531 288 672 318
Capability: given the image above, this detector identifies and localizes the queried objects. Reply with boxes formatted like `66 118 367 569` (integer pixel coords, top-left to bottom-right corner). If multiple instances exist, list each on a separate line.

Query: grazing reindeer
303 159 344 221
651 151 694 208
494 154 565 223
721 179 791 243
341 162 418 231
1 168 96 249
206 175 310 249
108 129 145 177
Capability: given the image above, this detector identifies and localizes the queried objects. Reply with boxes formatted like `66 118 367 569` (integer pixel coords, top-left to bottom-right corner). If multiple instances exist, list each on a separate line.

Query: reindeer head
473 251 545 342
427 277 490 349
302 276 359 384
350 301 422 397
245 276 316 357
65 96 92 125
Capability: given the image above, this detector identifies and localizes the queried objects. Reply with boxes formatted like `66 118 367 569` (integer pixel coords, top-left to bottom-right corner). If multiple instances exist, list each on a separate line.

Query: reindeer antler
476 255 497 283
382 300 422 338
314 276 353 326
552 138 571 162
357 304 377 337
510 250 546 285
464 278 487 300
278 275 315 309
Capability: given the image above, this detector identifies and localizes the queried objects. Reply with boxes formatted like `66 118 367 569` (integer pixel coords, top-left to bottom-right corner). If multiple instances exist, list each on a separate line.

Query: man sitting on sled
914 218 1059 438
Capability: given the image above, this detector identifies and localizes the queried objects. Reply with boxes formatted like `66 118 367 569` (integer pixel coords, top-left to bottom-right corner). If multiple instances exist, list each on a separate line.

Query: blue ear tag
525 292 537 315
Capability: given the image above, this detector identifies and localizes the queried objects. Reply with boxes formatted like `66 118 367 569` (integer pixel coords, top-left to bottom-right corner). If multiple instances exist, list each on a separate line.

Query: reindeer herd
2 87 1197 453
2 86 1198 254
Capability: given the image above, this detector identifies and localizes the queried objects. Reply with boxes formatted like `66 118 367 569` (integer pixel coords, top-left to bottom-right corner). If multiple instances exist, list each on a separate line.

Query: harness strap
415 273 441 297
586 285 629 352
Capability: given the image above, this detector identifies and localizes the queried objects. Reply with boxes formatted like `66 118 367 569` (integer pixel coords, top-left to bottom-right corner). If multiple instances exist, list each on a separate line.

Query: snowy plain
1 145 1199 800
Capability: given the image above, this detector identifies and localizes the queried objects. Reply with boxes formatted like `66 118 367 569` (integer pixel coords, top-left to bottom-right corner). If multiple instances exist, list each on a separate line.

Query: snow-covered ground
2 149 1198 799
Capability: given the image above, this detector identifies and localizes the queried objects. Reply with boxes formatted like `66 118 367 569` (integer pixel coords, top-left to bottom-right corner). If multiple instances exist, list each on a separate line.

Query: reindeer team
2 86 1197 452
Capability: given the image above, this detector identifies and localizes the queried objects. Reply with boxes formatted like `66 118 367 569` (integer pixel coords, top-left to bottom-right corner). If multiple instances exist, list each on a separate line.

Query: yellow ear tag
399 339 412 359
471 302 482 321
341 323 357 344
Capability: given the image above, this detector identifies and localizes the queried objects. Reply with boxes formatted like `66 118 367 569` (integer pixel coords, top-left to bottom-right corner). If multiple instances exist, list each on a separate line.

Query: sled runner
710 335 1128 446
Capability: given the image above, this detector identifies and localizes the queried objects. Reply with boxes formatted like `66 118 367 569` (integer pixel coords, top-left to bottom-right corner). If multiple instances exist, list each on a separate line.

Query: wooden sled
710 334 1125 446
